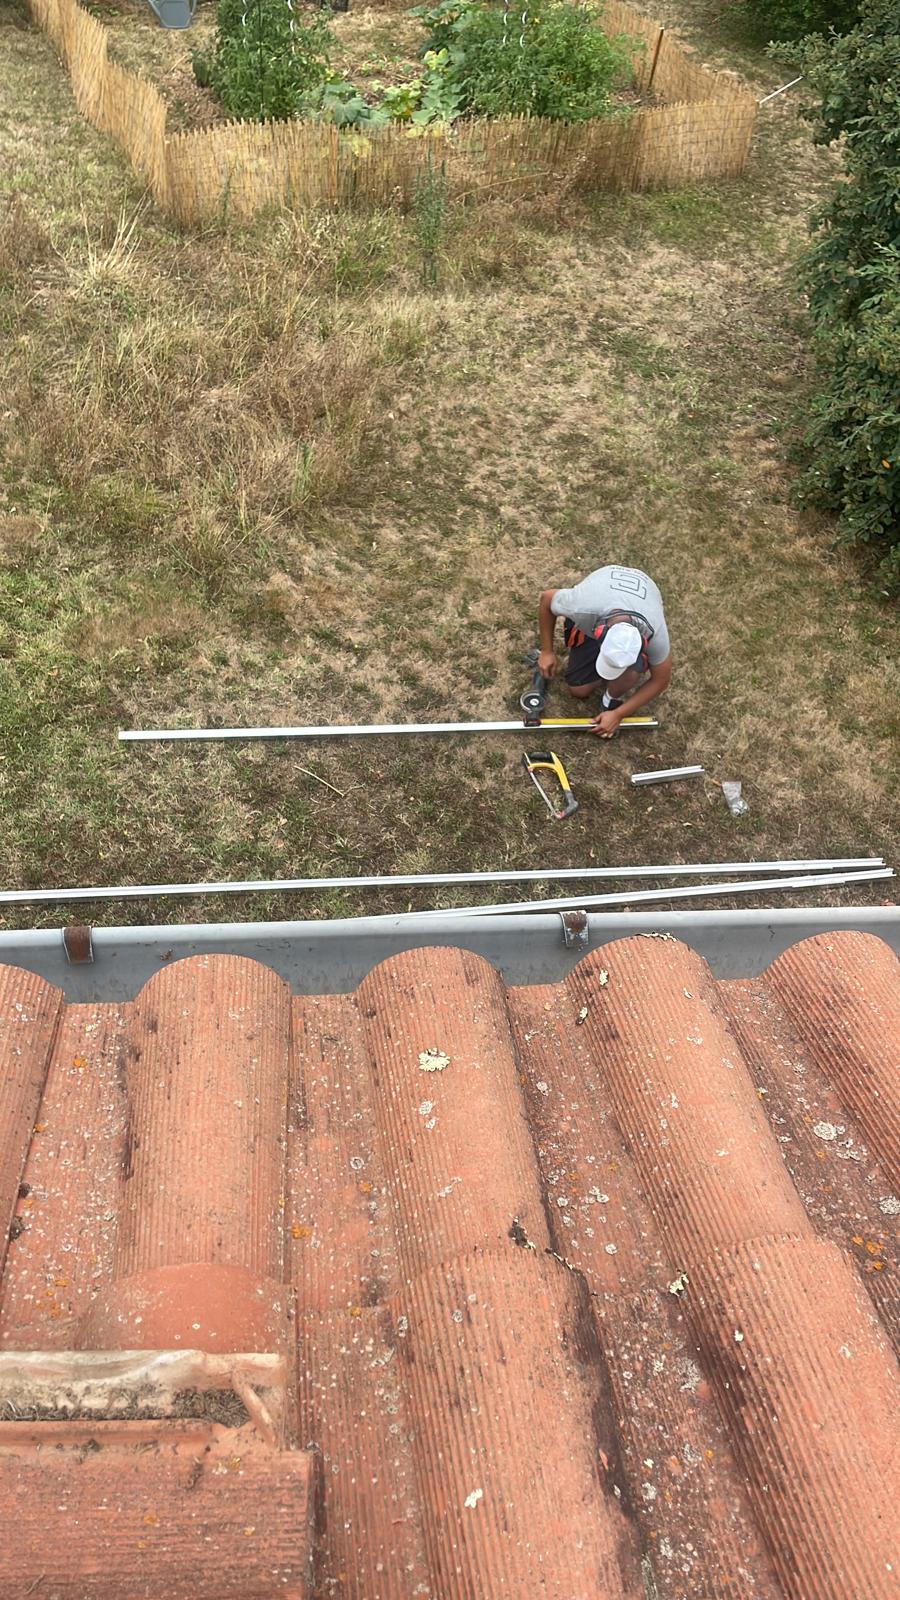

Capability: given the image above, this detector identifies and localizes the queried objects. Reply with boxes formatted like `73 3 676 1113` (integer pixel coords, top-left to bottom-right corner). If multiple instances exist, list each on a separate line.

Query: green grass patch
0 0 895 931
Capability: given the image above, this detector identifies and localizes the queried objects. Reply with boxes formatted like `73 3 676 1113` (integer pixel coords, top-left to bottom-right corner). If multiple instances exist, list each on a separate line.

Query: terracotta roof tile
290 993 402 1311
116 957 289 1275
719 971 899 1350
298 1305 430 1595
506 981 783 1596
81 957 294 1356
0 931 897 1599
394 1247 639 1595
567 942 811 1261
357 948 552 1274
690 1235 898 1597
0 1000 126 1347
767 931 900 1189
0 1418 313 1597
0 968 62 1287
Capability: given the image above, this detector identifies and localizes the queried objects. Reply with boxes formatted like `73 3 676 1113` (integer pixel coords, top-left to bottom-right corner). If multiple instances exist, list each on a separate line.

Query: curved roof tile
0 932 897 1599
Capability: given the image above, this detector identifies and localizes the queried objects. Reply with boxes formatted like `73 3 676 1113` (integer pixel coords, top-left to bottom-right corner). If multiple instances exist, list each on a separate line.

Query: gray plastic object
722 780 750 817
144 0 196 28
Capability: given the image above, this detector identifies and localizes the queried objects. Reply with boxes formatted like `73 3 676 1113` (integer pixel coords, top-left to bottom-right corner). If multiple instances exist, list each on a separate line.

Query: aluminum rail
401 868 895 920
631 765 704 785
118 715 658 744
0 859 884 908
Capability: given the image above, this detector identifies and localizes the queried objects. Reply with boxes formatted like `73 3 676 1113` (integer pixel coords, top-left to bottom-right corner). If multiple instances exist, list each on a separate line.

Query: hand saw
521 750 579 820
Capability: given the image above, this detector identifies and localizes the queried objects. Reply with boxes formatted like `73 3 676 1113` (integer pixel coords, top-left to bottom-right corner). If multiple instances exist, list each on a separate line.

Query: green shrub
194 0 332 120
792 0 900 591
413 0 635 122
741 0 860 45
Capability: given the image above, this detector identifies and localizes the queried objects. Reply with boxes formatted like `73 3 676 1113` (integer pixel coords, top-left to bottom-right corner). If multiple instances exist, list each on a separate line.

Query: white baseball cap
596 621 643 682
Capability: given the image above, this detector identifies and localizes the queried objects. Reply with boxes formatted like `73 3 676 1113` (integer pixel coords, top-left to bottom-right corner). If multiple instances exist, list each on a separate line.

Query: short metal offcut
631 765 705 785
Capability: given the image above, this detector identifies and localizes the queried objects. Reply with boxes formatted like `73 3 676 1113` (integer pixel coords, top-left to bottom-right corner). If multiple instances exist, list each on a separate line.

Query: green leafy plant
381 81 423 121
791 0 900 591
412 148 448 283
741 0 860 45
412 0 634 122
196 0 630 129
416 48 463 122
193 0 332 121
308 77 384 127
307 46 461 129
373 52 461 125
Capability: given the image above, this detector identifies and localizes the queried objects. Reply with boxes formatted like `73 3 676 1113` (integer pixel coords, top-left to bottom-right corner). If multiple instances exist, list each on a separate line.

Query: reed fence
26 0 757 223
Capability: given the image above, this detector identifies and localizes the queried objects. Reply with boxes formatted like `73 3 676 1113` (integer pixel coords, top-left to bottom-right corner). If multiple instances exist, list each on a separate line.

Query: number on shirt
609 567 647 599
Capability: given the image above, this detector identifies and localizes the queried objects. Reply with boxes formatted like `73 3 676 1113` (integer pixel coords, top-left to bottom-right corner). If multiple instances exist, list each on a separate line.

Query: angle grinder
520 648 549 727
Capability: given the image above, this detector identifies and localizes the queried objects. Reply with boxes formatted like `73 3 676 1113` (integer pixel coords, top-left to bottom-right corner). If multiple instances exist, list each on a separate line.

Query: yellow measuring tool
521 750 579 820
535 716 656 728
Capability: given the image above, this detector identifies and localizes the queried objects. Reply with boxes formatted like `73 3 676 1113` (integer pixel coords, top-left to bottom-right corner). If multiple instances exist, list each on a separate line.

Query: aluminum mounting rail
631 765 705 785
0 859 885 907
403 867 895 920
118 715 658 744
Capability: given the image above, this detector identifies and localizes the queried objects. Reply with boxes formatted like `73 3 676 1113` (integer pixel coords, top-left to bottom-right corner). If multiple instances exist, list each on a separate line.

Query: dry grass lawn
0 0 897 929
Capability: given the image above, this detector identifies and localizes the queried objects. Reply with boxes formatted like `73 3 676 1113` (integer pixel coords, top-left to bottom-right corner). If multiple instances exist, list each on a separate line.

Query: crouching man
537 563 672 737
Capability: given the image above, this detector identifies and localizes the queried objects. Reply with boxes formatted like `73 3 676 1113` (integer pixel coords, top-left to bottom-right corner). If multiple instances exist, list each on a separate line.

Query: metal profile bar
118 716 658 744
402 868 894 921
631 765 704 785
0 860 884 909
759 74 802 105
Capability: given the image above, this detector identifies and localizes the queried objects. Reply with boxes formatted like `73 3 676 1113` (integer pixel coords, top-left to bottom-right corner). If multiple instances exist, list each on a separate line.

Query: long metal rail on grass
0 859 886 908
118 716 658 744
380 867 897 922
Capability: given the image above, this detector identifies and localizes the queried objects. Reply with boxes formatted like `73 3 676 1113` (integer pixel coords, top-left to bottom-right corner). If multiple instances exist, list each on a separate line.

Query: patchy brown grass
0 0 896 931
11 204 432 594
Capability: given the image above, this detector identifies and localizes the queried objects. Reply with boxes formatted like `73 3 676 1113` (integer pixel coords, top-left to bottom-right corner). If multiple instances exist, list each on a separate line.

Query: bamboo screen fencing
26 0 757 223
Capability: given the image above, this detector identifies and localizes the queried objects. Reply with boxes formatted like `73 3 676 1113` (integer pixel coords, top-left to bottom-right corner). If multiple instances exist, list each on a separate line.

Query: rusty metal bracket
559 910 589 952
63 925 94 964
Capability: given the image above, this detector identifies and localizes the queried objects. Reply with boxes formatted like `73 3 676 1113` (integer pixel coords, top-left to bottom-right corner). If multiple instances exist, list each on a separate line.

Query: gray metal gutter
0 906 896 1001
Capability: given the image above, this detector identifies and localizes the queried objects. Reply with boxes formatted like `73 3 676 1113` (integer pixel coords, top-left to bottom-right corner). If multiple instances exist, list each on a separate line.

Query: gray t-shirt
550 565 670 666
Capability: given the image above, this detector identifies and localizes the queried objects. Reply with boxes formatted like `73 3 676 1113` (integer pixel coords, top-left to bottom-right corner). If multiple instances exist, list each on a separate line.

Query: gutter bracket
63 925 94 965
559 909 589 952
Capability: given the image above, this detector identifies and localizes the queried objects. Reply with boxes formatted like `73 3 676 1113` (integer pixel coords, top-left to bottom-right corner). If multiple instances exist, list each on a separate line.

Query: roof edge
0 906 895 999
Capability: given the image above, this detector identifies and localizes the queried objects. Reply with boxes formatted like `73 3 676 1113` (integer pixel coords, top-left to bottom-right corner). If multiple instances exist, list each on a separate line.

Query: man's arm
593 655 673 737
538 589 560 678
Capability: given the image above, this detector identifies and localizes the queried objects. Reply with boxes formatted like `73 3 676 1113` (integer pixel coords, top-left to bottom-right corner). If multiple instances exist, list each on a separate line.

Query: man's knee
567 682 597 700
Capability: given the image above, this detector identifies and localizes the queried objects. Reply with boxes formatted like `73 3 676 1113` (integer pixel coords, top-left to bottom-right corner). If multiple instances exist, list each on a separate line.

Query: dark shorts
562 619 604 688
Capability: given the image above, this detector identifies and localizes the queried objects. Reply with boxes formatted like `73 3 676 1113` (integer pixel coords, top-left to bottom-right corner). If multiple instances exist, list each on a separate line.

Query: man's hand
537 650 558 679
591 708 622 738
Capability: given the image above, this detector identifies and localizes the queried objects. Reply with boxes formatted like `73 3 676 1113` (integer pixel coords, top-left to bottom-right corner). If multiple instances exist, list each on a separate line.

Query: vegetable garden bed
27 0 758 220
91 0 654 135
